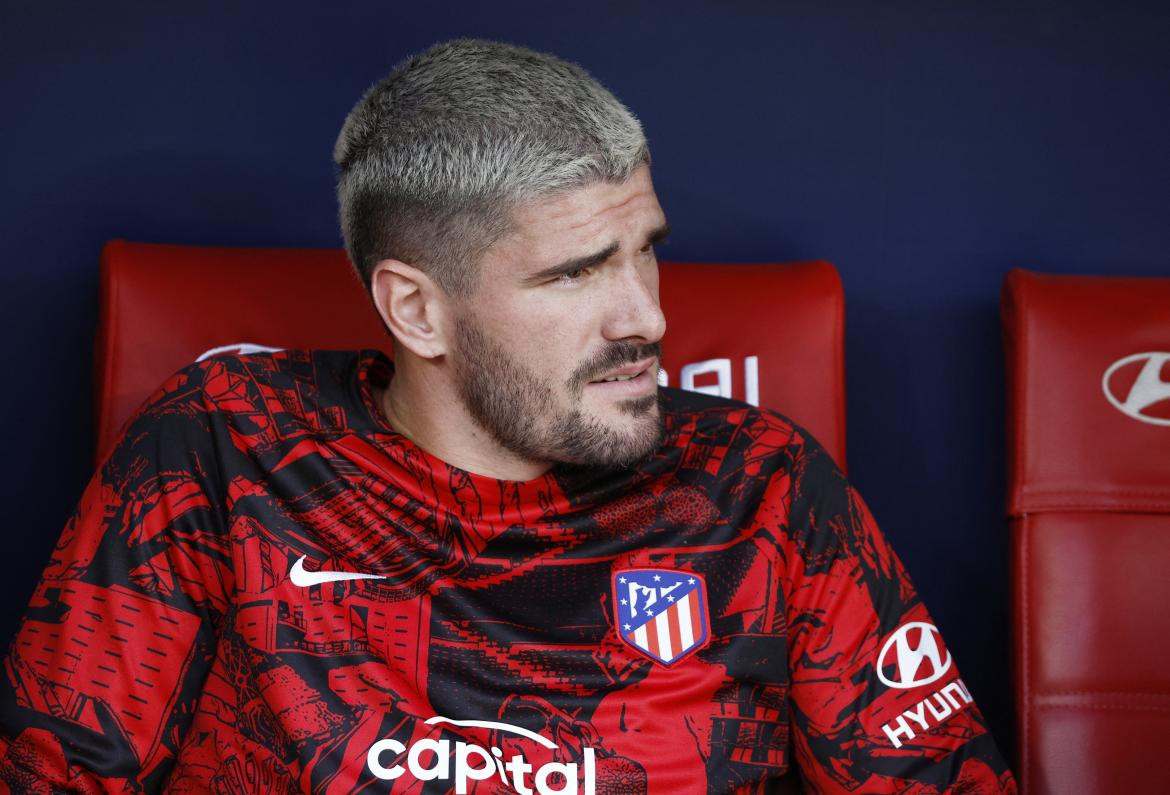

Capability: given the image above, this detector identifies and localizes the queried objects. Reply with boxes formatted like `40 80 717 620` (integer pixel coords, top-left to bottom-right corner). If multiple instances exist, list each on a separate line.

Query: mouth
585 357 659 397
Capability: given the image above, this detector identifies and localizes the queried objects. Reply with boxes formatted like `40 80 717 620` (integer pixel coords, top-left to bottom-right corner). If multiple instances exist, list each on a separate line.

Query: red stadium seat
94 240 846 468
1002 269 1170 794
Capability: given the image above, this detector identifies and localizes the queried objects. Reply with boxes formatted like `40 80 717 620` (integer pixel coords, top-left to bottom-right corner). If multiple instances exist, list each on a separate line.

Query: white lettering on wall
661 356 760 406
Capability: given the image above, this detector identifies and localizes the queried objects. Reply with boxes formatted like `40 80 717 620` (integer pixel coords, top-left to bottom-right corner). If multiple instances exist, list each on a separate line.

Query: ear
370 259 450 359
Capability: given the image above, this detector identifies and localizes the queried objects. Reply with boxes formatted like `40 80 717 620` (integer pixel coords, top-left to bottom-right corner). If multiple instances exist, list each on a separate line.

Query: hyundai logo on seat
1102 352 1170 427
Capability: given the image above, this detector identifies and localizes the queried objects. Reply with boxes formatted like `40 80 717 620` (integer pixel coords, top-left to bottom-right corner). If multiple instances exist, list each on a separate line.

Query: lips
588 357 657 384
584 358 659 401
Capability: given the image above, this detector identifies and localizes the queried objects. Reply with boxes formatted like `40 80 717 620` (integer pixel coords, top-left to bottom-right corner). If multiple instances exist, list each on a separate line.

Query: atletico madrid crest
613 568 710 666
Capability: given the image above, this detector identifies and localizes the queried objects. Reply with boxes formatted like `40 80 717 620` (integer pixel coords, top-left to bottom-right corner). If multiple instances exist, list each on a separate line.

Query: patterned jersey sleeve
0 364 233 793
779 427 1017 793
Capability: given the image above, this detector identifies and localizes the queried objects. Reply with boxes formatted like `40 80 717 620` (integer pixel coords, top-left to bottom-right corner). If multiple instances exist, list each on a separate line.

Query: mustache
571 341 662 386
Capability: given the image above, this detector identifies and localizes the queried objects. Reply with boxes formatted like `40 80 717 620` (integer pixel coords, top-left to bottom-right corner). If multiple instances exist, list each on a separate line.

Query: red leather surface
1003 268 1170 794
1029 709 1170 794
657 261 845 469
1018 513 1170 693
95 242 845 468
1002 269 1170 515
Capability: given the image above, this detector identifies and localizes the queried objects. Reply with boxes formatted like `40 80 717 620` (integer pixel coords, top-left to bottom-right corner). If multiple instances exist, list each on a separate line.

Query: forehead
490 166 664 269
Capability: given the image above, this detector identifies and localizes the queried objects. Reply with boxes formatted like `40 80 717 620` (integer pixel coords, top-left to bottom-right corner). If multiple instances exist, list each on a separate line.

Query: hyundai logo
1102 352 1170 427
877 622 953 689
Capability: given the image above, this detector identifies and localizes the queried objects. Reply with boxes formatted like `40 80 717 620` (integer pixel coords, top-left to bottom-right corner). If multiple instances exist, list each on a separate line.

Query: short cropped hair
333 39 650 296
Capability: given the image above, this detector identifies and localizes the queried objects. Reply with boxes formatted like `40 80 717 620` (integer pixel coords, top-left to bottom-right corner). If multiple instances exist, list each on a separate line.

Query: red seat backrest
1002 268 1170 794
95 240 845 468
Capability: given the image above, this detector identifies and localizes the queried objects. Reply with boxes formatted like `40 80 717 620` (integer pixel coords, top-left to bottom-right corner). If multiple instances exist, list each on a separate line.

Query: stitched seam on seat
1035 691 1170 699
1032 703 1170 713
1020 488 1170 498
1015 274 1030 515
1021 517 1032 794
1011 500 1170 514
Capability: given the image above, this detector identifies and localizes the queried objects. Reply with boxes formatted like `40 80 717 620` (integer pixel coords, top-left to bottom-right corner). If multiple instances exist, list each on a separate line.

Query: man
0 40 1015 793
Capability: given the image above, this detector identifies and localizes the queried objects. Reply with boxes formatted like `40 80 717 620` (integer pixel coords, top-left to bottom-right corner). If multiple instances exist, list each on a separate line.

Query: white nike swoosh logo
289 555 387 587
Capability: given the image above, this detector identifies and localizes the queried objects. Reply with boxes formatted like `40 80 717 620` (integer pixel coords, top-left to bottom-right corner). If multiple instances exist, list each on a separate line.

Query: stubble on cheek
452 314 666 467
453 316 554 456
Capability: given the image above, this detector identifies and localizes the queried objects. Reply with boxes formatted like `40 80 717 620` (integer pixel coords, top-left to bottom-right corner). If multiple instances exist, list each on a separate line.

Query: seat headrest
1002 268 1170 515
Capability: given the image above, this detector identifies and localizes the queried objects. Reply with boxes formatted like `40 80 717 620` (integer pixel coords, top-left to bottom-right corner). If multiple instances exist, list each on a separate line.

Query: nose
601 259 667 344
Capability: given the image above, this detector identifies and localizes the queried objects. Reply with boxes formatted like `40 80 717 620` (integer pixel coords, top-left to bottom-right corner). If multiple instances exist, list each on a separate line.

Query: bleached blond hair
334 39 650 295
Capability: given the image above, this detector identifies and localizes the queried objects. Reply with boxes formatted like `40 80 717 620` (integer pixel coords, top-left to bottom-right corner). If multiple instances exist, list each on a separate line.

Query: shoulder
176 348 364 402
657 386 827 480
110 349 372 460
158 348 366 412
659 386 814 453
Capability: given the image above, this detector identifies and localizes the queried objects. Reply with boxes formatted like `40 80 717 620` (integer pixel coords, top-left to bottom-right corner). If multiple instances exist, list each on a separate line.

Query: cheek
473 289 605 383
504 297 597 353
484 311 581 382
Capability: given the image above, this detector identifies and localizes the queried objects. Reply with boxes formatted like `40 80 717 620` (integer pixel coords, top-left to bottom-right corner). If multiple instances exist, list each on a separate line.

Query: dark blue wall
4 0 1170 763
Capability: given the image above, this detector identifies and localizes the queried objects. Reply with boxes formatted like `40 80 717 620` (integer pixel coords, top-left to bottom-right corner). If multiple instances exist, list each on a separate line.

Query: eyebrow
522 221 672 285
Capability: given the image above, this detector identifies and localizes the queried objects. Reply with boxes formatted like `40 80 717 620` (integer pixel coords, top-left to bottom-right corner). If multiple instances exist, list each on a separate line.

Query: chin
554 401 665 469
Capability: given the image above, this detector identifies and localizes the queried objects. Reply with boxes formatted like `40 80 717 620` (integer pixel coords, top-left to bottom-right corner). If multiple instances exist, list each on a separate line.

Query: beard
452 314 665 469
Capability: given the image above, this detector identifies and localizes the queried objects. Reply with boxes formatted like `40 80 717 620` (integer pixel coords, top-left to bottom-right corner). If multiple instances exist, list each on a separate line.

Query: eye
555 266 593 284
640 237 666 256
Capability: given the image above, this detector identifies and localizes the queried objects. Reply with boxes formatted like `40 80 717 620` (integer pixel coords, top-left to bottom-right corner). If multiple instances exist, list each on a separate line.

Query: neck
379 355 554 482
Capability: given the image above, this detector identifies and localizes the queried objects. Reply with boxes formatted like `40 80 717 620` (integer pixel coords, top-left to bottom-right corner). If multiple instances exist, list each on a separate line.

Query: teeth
603 374 635 382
